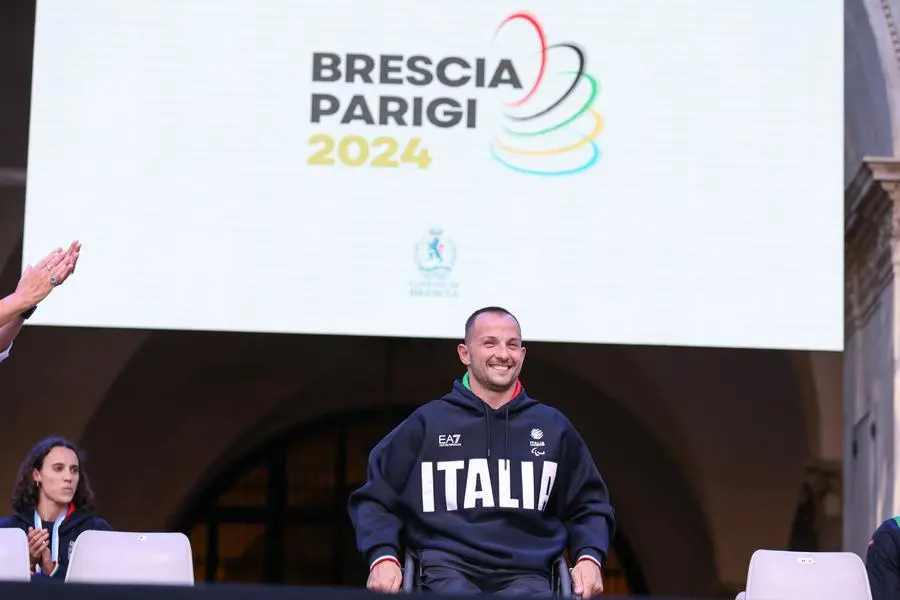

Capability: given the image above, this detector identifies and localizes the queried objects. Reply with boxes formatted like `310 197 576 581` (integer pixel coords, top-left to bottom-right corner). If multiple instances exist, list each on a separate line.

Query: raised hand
14 241 80 308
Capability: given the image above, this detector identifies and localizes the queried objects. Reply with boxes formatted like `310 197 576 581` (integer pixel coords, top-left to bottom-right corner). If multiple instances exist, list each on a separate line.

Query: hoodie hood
441 373 539 460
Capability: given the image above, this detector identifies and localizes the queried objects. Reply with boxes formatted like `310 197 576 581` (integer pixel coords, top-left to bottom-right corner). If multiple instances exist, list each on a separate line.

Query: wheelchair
401 548 574 597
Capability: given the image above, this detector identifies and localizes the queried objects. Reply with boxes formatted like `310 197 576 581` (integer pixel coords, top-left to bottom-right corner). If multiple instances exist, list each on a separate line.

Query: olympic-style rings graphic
490 12 603 176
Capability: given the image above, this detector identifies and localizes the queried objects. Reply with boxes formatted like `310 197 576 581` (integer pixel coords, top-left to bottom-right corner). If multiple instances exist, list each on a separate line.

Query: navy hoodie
867 517 900 600
0 504 112 581
348 377 616 574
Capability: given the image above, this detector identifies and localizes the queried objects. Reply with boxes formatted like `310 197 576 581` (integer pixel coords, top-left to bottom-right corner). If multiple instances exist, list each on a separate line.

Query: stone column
844 157 900 557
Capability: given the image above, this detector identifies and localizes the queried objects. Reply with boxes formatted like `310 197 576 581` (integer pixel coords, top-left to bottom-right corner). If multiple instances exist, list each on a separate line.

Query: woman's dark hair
11 437 95 514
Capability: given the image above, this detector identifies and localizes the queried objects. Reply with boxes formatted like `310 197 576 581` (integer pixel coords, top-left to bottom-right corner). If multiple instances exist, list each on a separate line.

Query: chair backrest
0 528 30 581
744 549 872 600
65 530 194 585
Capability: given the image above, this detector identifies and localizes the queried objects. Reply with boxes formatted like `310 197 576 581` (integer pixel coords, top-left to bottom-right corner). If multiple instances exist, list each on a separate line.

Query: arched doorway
176 409 644 593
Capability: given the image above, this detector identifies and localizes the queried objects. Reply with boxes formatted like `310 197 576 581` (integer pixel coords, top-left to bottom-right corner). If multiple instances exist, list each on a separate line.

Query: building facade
845 0 900 559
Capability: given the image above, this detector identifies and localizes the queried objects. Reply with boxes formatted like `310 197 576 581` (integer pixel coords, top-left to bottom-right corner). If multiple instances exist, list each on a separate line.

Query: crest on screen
410 228 460 298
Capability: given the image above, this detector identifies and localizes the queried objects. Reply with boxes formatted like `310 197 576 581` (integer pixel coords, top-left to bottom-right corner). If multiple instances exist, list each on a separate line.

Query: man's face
458 312 526 392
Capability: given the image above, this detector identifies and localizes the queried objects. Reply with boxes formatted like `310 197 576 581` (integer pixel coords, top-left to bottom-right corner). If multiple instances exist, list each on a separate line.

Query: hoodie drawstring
484 406 492 458
463 375 521 463
504 406 510 464
484 406 511 465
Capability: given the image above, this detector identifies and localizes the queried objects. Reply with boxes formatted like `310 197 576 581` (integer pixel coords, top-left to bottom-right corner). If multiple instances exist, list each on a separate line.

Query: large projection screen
23 0 843 351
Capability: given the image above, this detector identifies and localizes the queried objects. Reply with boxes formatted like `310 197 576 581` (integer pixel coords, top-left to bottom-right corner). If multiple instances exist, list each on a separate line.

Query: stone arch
791 352 824 461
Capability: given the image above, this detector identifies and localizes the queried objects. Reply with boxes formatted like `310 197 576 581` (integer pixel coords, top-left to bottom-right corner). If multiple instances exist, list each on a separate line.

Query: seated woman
0 436 112 580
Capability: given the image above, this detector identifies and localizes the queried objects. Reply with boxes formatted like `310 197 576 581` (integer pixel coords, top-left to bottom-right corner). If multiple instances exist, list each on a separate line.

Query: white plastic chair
738 549 872 600
0 528 31 581
65 530 194 585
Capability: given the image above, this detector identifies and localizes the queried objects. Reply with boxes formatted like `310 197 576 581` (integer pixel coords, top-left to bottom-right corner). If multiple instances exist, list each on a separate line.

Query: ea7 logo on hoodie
420 458 558 513
438 434 462 448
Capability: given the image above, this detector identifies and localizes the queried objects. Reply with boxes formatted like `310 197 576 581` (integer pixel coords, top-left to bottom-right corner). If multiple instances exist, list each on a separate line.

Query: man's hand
572 558 604 598
367 559 403 593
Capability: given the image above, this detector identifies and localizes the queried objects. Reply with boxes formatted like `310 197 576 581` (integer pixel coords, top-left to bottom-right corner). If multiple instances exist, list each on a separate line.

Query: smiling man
348 306 615 597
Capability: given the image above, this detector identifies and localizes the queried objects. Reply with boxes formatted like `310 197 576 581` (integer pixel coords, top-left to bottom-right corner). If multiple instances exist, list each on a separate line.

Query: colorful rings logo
490 13 603 177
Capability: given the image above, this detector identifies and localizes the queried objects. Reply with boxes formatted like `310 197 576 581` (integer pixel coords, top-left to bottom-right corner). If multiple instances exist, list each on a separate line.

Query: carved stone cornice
845 158 900 333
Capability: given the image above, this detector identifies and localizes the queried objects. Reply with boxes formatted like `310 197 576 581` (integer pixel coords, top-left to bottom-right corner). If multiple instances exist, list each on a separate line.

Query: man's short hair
464 306 521 342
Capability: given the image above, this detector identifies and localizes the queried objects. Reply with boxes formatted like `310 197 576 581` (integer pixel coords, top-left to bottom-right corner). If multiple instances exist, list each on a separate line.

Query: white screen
24 0 843 351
